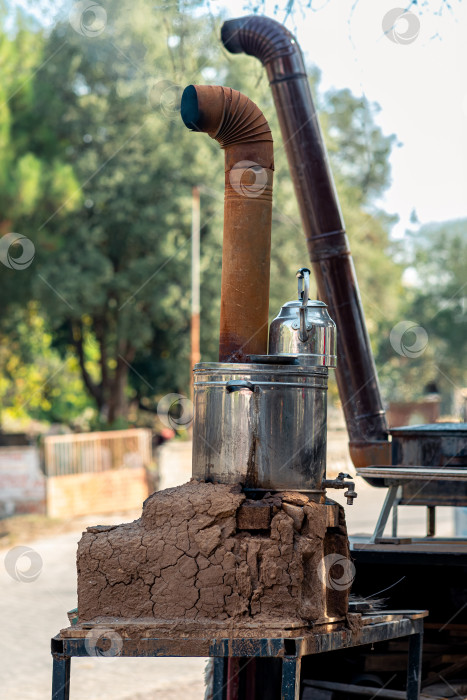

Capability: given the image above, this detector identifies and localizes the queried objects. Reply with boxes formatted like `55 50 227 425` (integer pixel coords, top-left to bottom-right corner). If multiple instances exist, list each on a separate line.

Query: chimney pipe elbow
221 15 303 73
220 17 251 54
181 84 274 171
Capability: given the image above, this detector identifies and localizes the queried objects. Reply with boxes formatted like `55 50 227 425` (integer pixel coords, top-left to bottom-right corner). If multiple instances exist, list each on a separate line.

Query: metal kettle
268 268 337 367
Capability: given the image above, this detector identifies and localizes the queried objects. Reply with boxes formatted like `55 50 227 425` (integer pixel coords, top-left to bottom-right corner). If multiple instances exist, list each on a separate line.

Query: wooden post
191 185 201 400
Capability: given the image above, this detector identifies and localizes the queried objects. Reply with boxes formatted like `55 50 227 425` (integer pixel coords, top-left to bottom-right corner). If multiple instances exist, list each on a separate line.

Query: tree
0 8 80 306
323 89 396 206
241 0 459 20
377 219 467 409
21 0 226 424
0 7 90 430
0 303 93 429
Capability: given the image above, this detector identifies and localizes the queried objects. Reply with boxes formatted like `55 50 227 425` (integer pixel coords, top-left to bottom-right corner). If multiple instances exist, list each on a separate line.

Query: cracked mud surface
78 480 350 626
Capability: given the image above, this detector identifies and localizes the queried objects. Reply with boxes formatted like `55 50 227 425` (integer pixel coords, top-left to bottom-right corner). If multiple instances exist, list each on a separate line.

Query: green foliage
0 10 79 222
324 89 396 205
377 219 467 408
0 303 93 427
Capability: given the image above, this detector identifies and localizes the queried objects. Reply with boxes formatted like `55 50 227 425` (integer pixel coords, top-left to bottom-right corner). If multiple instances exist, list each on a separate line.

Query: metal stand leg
212 658 226 699
392 502 398 537
407 632 423 700
51 655 70 700
370 484 399 543
281 656 301 700
427 506 436 537
226 657 240 700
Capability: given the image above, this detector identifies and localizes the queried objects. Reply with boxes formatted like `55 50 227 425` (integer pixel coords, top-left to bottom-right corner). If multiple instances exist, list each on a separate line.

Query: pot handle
226 380 254 393
297 268 310 342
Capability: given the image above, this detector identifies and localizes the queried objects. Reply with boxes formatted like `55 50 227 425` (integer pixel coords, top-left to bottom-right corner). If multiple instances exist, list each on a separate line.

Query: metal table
356 466 467 543
51 611 426 700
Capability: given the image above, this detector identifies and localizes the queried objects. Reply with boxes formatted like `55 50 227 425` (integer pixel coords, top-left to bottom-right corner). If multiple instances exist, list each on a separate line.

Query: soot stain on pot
245 386 261 489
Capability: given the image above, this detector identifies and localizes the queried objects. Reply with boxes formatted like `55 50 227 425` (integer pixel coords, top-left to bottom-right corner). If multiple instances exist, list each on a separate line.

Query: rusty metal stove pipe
181 84 274 362
221 17 391 467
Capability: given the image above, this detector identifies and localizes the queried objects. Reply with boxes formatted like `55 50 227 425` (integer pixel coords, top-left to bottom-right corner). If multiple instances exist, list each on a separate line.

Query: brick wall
46 467 149 519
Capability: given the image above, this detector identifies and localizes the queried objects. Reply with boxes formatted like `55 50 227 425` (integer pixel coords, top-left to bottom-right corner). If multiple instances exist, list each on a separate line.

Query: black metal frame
51 614 424 700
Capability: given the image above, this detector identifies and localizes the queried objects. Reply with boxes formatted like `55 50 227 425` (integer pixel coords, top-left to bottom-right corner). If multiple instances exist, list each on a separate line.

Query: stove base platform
51 611 427 700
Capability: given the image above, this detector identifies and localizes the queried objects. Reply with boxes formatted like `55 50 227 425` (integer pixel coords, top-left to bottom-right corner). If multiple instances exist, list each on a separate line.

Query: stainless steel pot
192 362 329 496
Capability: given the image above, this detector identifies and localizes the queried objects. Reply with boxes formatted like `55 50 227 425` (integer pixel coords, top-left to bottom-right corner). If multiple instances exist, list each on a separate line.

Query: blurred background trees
0 0 465 431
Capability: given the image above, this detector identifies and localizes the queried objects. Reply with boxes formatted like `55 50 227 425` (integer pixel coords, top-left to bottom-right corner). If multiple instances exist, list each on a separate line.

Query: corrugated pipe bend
221 15 300 69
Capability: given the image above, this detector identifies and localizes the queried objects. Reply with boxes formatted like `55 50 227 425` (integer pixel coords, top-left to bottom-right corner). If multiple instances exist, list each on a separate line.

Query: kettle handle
296 268 310 342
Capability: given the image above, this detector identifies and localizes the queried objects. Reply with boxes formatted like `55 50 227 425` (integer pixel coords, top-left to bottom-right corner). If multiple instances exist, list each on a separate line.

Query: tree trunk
72 320 104 412
107 353 131 424
72 319 135 425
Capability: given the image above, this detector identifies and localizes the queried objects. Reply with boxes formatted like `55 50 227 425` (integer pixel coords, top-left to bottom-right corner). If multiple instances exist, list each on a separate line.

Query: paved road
0 436 454 699
0 515 206 700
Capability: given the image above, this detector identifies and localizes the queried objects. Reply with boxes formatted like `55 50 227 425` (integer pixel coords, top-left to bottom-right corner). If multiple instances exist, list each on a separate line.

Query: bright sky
215 0 467 238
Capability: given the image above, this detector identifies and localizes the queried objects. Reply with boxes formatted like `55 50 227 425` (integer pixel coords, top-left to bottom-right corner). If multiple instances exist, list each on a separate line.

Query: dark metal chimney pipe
221 16 390 467
181 84 274 363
